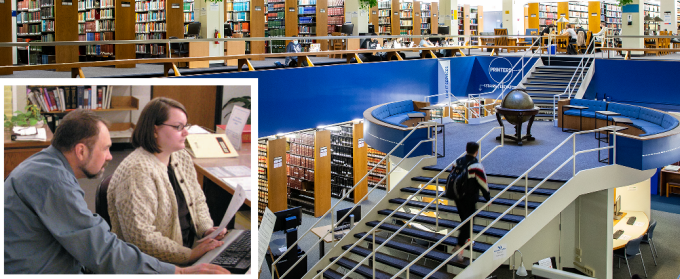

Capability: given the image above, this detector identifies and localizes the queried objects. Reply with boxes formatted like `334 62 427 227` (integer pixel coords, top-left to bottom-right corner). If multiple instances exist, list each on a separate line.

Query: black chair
641 220 658 266
614 234 647 278
95 174 113 227
169 36 189 58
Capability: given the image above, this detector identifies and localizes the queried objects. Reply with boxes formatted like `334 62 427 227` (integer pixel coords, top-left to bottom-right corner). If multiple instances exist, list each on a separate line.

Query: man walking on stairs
446 142 490 262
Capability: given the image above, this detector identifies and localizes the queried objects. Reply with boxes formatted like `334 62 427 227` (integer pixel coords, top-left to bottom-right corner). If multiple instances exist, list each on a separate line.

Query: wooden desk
188 41 209 69
613 211 649 250
224 41 246 66
659 168 680 197
193 142 252 207
311 222 360 255
4 126 53 178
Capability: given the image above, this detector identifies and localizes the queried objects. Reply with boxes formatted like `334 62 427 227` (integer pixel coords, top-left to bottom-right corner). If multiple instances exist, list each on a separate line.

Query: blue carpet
651 194 680 214
434 120 608 181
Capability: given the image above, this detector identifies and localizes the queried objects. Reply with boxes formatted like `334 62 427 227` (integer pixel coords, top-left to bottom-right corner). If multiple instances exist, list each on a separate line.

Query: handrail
392 126 620 279
551 37 597 123
424 93 471 123
467 35 543 113
271 120 438 279
319 126 505 279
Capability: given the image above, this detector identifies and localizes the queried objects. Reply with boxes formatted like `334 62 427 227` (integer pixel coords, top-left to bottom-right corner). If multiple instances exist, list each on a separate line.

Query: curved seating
371 100 426 128
561 100 679 137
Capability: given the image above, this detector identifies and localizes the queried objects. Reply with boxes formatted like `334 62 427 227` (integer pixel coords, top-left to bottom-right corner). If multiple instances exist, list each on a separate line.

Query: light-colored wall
578 189 612 279
196 0 225 63
616 179 651 217
660 0 678 33
221 85 252 125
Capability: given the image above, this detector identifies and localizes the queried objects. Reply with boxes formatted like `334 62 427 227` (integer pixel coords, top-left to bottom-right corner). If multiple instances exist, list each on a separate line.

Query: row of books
17 0 40 10
233 2 249 12
328 0 343 7
233 22 250 32
298 25 316 34
298 0 315 5
84 32 114 41
135 22 166 33
378 10 390 16
84 20 115 32
18 24 41 35
16 11 42 23
183 13 195 24
327 7 343 16
378 1 390 9
298 6 315 15
41 20 54 32
135 33 165 40
26 85 115 113
86 44 115 56
40 0 54 7
299 16 314 24
328 16 344 25
41 6 54 18
136 10 166 22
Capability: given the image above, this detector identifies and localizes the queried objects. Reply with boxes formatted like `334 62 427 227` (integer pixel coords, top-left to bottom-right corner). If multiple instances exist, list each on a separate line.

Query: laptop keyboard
211 230 251 273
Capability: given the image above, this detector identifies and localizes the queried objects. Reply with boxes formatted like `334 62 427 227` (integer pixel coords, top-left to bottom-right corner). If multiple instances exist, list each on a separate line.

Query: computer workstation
611 194 650 250
265 207 307 279
310 206 362 255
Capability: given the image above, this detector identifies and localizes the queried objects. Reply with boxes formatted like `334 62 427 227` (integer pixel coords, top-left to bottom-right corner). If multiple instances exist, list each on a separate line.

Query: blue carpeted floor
433 120 608 181
650 195 680 215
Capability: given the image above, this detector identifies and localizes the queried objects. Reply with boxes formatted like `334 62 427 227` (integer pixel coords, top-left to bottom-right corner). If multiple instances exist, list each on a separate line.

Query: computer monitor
430 35 441 45
336 206 361 226
223 23 233 37
341 23 354 35
187 22 201 38
614 195 623 220
273 207 302 232
367 24 375 34
438 26 450 35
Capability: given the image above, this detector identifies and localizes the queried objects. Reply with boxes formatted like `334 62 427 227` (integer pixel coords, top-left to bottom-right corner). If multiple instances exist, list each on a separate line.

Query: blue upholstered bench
562 100 679 137
371 100 426 128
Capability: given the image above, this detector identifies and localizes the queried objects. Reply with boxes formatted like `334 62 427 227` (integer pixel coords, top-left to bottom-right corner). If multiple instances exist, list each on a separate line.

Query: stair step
401 187 542 209
342 244 456 279
377 210 510 238
524 87 572 92
421 167 569 183
364 221 492 253
354 232 472 269
319 268 345 279
524 82 581 86
389 198 525 223
536 66 589 70
329 256 401 279
526 76 574 81
410 176 557 196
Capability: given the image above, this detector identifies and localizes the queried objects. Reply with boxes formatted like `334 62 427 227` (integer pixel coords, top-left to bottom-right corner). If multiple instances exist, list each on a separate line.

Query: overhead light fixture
513 250 528 278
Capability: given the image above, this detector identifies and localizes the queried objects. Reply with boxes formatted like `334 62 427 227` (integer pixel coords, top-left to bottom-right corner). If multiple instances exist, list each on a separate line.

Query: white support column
502 0 525 36
346 0 369 34
621 0 644 55
196 0 225 64
438 0 458 36
660 0 678 33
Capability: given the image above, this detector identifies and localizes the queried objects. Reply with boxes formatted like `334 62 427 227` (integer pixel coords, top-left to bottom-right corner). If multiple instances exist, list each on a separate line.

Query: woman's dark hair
52 109 109 152
132 97 188 154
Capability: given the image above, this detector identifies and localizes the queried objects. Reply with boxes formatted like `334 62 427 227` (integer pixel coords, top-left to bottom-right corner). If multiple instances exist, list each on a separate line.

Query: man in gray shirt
4 109 229 274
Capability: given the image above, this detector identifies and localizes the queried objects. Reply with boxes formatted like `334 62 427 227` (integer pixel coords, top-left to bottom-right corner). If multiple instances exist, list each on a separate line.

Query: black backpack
445 158 474 201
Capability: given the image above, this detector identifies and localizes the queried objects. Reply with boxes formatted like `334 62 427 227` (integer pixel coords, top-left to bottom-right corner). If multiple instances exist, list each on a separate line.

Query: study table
193 142 252 207
311 222 362 255
4 125 53 178
659 167 680 197
613 211 649 250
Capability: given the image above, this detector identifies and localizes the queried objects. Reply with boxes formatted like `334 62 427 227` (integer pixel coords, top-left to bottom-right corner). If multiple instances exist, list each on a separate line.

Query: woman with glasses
107 97 226 265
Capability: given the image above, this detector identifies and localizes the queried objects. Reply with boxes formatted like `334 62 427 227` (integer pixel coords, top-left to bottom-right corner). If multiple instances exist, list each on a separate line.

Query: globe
500 90 535 125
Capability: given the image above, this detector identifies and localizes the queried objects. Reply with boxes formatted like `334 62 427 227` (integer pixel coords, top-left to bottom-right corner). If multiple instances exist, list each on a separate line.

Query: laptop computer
193 230 251 274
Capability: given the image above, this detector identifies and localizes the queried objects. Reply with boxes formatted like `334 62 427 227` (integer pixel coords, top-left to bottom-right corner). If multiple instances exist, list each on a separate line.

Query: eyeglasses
159 123 193 131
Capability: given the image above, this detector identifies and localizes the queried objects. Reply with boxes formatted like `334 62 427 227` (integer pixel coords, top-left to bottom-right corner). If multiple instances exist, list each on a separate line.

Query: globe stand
495 106 540 146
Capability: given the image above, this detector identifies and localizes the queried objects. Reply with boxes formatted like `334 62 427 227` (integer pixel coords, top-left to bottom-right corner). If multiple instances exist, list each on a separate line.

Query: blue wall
584 60 680 111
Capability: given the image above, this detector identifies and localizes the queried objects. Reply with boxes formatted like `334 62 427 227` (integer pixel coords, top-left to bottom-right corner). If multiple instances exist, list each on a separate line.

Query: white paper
358 138 364 148
198 184 246 242
628 186 637 191
274 157 283 168
492 244 507 260
13 126 37 136
258 208 277 272
206 166 251 177
619 235 631 241
538 257 553 269
187 125 210 134
320 146 327 157
210 2 219 11
634 222 644 227
226 105 250 151
14 128 47 141
222 177 251 192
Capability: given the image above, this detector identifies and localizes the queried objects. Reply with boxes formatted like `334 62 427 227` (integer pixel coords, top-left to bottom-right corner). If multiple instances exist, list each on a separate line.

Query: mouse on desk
627 216 637 225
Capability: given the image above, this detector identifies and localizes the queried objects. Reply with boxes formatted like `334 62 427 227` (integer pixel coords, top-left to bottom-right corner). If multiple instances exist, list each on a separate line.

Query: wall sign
320 147 327 157
531 14 536 17
289 7 294 12
172 3 180 8
255 6 261 11
372 11 376 15
274 157 282 168
121 1 130 7
591 12 597 16
320 8 325 13
358 138 364 148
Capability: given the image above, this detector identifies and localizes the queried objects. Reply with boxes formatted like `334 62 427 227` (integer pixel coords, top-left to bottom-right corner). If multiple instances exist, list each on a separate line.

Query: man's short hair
466 141 479 155
52 109 109 152
132 97 188 154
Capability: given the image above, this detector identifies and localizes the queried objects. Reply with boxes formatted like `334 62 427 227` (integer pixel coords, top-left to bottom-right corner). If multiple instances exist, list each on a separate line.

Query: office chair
614 234 647 278
641 220 658 266
169 36 189 67
95 174 113 227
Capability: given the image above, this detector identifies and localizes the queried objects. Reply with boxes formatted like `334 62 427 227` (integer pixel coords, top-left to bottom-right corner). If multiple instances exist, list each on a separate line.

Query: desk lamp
654 16 663 32
512 250 528 278
556 16 569 33
644 15 653 33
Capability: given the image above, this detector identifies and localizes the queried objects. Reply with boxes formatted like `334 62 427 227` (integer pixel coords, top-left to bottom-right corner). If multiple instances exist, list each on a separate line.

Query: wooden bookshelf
250 0 265 58
116 0 136 67
412 0 420 44
378 0 390 35
588 1 600 33
167 0 184 39
430 2 437 34
313 130 330 217
55 0 79 66
0 0 12 74
42 96 140 113
367 145 387 190
528 2 539 30
285 0 297 41
316 0 328 52
352 122 367 204
370 5 379 31
267 138 288 213
286 130 330 217
557 2 568 32
390 0 399 35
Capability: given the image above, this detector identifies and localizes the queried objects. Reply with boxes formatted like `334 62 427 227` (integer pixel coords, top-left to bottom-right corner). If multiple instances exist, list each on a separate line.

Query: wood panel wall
166 0 184 39
352 123 367 204
55 0 78 66
251 0 265 59
115 0 135 67
151 86 218 130
267 138 288 212
0 0 12 74
314 130 330 217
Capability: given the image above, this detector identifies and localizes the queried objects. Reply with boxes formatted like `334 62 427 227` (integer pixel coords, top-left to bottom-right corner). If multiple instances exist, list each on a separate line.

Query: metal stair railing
424 93 470 123
467 35 543 116
552 38 597 123
315 126 505 279
271 121 438 279
392 126 621 279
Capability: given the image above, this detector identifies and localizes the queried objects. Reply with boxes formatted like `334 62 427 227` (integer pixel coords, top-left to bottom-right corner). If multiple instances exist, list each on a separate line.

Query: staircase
523 56 593 121
313 163 565 279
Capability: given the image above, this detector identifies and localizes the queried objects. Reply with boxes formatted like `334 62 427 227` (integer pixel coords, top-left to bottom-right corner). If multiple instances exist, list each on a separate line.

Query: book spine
97 87 103 109
77 86 84 109
65 87 72 110
71 86 77 109
51 89 61 111
84 88 90 109
59 87 66 111
42 88 55 111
